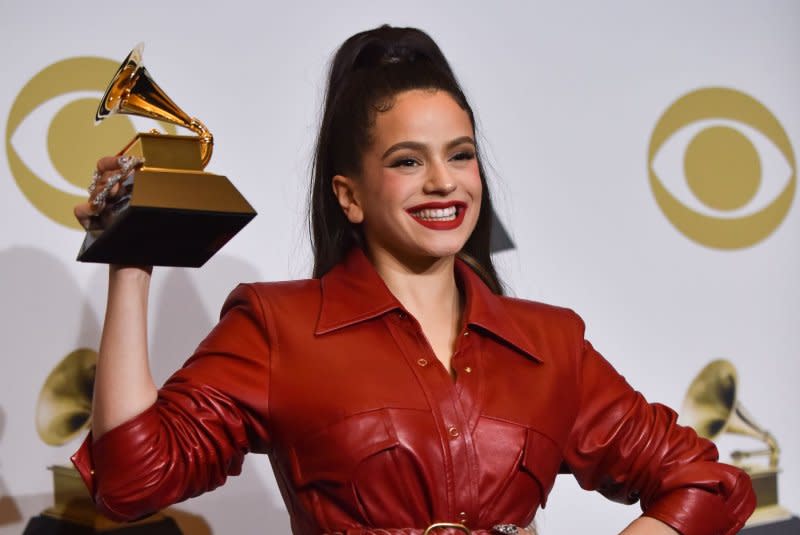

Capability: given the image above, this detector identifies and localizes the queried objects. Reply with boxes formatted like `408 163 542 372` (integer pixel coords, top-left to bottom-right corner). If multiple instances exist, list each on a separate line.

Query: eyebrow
381 136 476 159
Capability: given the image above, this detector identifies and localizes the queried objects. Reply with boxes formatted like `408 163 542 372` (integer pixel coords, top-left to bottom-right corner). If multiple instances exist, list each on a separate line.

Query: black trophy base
77 206 254 268
22 514 183 534
741 516 800 534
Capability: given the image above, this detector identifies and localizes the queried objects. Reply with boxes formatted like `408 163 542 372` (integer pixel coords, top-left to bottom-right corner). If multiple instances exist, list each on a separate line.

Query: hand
74 155 144 230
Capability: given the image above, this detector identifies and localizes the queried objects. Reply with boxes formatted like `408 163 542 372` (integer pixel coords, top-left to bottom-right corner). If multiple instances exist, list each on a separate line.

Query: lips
406 201 467 230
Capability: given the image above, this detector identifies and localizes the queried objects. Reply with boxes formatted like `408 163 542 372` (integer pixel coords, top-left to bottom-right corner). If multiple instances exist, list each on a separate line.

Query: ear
332 174 364 224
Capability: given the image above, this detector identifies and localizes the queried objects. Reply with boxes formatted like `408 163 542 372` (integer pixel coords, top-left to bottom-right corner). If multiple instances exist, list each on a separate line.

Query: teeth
411 206 458 221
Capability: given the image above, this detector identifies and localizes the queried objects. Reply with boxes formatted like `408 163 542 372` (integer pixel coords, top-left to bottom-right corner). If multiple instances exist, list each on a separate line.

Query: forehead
370 89 474 146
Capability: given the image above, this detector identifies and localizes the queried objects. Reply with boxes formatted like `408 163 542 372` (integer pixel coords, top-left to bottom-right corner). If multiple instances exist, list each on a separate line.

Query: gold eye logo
5 56 175 230
648 87 795 249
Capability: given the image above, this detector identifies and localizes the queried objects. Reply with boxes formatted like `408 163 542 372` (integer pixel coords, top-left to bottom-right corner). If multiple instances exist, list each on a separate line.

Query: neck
368 249 460 321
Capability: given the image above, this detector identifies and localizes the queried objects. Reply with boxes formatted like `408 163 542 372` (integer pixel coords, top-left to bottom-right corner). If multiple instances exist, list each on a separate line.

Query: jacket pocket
520 427 563 507
289 409 400 487
288 409 403 527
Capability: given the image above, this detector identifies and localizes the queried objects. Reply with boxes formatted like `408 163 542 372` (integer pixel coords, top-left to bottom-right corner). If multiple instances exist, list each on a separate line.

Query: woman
73 26 755 534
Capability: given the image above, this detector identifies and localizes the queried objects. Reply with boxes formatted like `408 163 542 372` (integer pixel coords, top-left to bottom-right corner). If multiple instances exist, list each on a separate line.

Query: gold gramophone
680 359 792 526
36 349 96 448
76 44 256 267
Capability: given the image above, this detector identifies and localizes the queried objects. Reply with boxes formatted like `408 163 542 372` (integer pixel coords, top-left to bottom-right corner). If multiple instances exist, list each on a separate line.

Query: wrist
109 264 153 279
107 264 153 301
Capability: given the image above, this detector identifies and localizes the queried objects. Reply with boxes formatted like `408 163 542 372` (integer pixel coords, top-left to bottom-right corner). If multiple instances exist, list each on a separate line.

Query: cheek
368 172 412 205
358 173 408 227
465 164 483 202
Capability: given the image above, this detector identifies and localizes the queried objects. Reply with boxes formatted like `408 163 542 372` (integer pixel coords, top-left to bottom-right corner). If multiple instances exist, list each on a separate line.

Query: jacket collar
316 248 542 362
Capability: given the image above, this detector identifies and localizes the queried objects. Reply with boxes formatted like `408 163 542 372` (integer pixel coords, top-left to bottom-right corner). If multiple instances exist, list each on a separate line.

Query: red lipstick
405 201 467 230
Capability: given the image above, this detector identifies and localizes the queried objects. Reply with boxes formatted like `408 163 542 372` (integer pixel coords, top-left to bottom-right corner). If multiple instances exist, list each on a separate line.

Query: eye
10 92 96 196
389 157 421 168
651 119 791 218
648 87 796 249
450 150 476 162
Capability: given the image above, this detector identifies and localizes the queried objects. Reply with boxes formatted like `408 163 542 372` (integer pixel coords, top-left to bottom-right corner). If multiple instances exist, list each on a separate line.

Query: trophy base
738 468 797 530
745 505 795 528
23 514 182 534
749 468 780 509
77 202 254 267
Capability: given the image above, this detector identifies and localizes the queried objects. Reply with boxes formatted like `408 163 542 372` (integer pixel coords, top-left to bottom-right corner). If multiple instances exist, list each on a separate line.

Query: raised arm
93 264 158 437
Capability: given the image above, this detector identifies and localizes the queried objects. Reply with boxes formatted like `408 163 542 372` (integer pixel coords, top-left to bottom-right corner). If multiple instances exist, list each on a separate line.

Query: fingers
75 155 145 229
97 155 124 173
74 202 95 230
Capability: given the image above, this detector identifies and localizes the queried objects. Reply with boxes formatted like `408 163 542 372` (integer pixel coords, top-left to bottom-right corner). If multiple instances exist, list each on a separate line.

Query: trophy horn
95 43 214 167
680 359 779 469
35 349 97 446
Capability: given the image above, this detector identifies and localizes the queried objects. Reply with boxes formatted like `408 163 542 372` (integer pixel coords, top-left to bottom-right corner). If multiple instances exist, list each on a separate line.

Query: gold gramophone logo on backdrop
36 348 96 447
5 56 178 230
648 88 796 249
681 359 792 525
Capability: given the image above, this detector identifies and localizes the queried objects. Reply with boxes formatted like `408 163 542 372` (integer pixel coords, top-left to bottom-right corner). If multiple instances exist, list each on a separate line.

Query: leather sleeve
71 283 271 522
563 317 756 535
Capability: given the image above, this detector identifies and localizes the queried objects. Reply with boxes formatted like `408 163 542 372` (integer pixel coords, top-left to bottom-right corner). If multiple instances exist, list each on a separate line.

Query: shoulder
244 279 321 299
497 294 585 335
220 279 322 316
483 293 588 365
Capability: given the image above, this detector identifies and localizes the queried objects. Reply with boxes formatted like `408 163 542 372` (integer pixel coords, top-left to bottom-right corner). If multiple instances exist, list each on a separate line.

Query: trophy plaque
76 44 256 267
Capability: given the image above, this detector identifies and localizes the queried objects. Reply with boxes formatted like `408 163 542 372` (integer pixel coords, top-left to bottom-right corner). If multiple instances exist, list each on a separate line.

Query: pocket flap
290 409 399 487
521 428 563 506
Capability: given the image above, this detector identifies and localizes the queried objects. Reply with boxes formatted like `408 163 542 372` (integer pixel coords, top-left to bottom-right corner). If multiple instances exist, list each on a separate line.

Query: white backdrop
1 1 798 533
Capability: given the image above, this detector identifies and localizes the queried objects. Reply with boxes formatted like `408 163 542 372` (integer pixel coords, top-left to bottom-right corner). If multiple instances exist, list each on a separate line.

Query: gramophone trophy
76 44 256 267
680 360 795 528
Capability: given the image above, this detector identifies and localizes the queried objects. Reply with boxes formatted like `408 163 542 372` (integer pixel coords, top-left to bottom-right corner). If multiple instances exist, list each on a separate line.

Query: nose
423 160 456 195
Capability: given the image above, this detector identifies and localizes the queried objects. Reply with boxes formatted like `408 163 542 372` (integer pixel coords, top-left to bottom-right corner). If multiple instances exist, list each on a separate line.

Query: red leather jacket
72 248 755 534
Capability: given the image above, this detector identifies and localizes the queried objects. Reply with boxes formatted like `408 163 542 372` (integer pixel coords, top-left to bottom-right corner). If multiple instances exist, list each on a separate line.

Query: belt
339 523 530 534
424 523 523 534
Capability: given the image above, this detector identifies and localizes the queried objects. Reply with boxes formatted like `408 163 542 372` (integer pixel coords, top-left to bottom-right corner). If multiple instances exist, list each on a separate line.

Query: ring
91 171 123 208
118 155 144 175
87 156 143 211
88 169 102 194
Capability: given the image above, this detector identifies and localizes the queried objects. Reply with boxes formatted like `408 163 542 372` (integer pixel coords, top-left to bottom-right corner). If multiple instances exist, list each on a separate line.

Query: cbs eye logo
5 56 175 230
648 87 795 249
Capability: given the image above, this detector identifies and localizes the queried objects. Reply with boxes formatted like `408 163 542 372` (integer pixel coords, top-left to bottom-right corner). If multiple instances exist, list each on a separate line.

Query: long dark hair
310 25 502 294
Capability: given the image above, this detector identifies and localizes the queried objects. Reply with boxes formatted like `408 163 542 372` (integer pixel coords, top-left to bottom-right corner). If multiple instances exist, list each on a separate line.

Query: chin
415 239 470 261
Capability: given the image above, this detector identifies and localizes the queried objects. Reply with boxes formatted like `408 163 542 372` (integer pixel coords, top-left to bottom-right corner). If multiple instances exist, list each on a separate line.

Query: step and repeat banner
1 2 798 533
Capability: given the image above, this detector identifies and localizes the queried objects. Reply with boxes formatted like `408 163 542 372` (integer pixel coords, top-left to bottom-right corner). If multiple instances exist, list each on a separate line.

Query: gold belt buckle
422 522 471 534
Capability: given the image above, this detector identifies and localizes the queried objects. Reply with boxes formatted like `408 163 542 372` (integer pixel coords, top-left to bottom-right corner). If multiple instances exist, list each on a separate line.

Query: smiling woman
70 25 755 535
